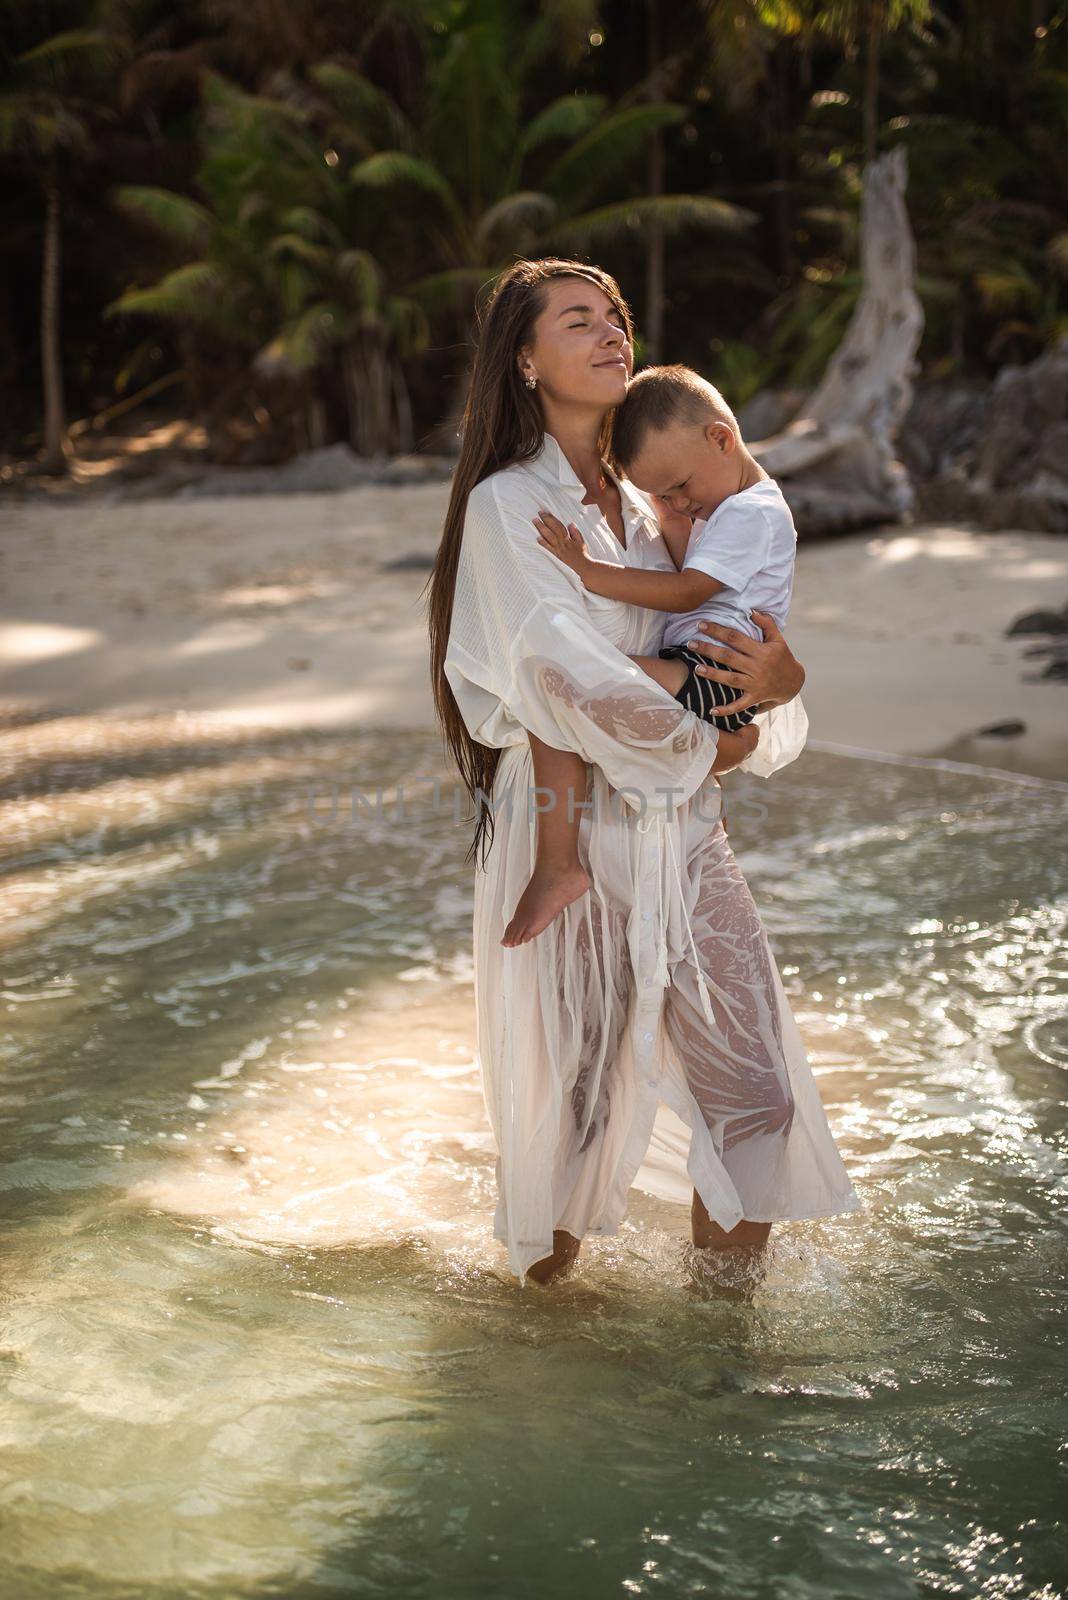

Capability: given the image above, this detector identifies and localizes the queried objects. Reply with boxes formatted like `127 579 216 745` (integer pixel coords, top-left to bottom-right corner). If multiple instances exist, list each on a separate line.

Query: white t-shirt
660 477 798 651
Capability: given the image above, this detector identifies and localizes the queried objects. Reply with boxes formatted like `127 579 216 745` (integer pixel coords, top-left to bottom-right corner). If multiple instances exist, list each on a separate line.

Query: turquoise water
1 720 1066 1599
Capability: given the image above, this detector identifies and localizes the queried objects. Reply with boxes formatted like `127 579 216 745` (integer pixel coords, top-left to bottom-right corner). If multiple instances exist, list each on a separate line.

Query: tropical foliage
2 0 1066 469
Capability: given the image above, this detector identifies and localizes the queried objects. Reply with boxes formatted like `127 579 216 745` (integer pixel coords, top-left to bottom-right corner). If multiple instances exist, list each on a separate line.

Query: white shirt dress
661 477 798 650
443 432 861 1285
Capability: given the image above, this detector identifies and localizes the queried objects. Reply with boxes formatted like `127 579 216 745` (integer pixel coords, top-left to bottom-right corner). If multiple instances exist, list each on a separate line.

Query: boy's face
625 418 740 521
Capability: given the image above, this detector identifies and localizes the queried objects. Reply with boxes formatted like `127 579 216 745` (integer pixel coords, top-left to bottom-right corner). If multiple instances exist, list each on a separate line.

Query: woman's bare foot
501 861 591 946
687 1193 772 1302
525 1229 581 1285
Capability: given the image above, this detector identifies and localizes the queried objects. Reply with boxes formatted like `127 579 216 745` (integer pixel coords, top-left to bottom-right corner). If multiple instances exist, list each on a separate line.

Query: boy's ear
706 421 735 453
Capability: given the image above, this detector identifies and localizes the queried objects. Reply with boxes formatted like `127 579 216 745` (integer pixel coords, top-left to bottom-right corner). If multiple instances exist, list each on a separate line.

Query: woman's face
517 277 633 410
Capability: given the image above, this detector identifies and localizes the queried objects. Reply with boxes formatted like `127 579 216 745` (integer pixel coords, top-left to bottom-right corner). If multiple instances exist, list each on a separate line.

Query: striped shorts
657 643 755 733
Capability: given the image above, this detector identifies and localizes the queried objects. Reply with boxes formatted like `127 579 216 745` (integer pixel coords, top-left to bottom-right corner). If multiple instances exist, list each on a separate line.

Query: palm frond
348 151 463 227
279 206 343 247
424 21 519 211
1047 232 1068 279
0 96 79 155
254 301 344 376
974 265 1040 315
309 60 415 153
517 0 603 75
475 190 558 254
544 193 757 251
337 249 383 308
17 26 121 75
542 103 688 210
518 94 608 158
403 267 497 316
109 184 213 246
104 262 229 322
268 233 332 269
383 295 430 355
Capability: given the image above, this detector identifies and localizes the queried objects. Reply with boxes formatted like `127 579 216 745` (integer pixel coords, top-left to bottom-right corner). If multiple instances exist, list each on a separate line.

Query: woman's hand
534 509 593 581
684 610 805 718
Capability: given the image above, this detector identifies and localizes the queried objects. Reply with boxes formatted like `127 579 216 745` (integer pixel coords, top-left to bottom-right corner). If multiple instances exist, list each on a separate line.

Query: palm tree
0 0 132 474
108 70 427 455
804 0 932 167
306 0 756 438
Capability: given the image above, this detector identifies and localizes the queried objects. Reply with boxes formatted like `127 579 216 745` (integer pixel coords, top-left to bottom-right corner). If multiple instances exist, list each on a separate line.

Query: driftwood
751 145 924 536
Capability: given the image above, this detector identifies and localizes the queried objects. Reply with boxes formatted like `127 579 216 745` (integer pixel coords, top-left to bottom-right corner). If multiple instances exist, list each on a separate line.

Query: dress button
642 912 651 922
643 977 653 986
643 1031 654 1042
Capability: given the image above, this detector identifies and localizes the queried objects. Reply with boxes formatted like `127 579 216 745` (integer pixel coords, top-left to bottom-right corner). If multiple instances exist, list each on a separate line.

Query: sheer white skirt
472 741 861 1285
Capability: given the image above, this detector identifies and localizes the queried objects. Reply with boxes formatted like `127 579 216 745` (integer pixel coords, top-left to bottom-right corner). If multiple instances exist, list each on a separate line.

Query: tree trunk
306 390 328 450
342 330 398 456
863 1 883 168
39 160 68 475
392 357 414 453
751 146 924 535
644 0 664 363
774 37 793 282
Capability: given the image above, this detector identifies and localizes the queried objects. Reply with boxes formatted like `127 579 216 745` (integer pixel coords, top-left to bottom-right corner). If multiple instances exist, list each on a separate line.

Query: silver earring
525 374 537 390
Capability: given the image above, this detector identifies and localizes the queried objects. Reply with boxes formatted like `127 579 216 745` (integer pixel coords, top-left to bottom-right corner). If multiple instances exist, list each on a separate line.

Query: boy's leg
527 734 588 870
627 652 754 786
630 649 753 734
501 732 592 948
631 653 689 698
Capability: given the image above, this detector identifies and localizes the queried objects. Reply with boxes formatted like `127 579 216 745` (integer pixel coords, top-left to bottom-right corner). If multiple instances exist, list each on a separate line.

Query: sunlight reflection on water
1 716 1065 1599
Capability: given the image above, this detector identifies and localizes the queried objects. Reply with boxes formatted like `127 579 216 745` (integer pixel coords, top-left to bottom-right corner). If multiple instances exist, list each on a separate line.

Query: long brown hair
424 257 634 871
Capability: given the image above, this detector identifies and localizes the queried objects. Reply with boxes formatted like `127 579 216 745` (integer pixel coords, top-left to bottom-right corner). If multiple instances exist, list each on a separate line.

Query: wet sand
2 487 1065 779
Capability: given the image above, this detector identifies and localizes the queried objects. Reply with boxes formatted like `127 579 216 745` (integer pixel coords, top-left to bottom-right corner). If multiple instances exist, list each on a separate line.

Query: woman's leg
690 1199 771 1250
524 893 634 1286
661 820 795 1252
501 733 591 947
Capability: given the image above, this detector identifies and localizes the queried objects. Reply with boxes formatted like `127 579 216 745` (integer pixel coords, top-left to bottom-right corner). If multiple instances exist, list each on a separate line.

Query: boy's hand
534 509 592 579
648 493 695 544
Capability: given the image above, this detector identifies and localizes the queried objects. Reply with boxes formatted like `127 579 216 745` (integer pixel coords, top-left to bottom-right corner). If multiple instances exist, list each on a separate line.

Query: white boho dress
443 432 861 1285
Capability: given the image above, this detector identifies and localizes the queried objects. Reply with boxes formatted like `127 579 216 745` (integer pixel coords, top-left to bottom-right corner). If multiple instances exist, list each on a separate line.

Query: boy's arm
533 510 726 614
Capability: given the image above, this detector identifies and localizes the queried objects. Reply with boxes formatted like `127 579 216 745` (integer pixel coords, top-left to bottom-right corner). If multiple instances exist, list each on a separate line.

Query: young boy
501 364 798 949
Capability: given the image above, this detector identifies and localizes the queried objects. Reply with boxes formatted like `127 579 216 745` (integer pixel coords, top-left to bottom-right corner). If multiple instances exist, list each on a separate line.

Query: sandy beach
2 485 1066 780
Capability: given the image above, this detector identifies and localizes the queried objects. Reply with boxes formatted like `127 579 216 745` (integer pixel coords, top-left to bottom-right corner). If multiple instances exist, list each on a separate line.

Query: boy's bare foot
501 862 591 946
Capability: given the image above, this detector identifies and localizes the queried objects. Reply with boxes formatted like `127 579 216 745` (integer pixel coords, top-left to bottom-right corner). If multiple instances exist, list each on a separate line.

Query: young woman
427 257 860 1288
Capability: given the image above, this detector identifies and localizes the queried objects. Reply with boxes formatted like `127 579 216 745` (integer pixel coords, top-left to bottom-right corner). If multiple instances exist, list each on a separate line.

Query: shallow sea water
0 717 1065 1599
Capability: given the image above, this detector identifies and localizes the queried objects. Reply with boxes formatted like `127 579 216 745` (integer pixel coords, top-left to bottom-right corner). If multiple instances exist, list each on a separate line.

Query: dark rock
976 720 1027 738
1007 605 1068 637
381 553 435 571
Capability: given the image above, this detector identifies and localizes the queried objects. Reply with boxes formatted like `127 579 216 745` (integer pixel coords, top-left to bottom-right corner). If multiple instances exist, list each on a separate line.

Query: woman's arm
710 724 759 772
683 610 805 718
533 509 726 615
